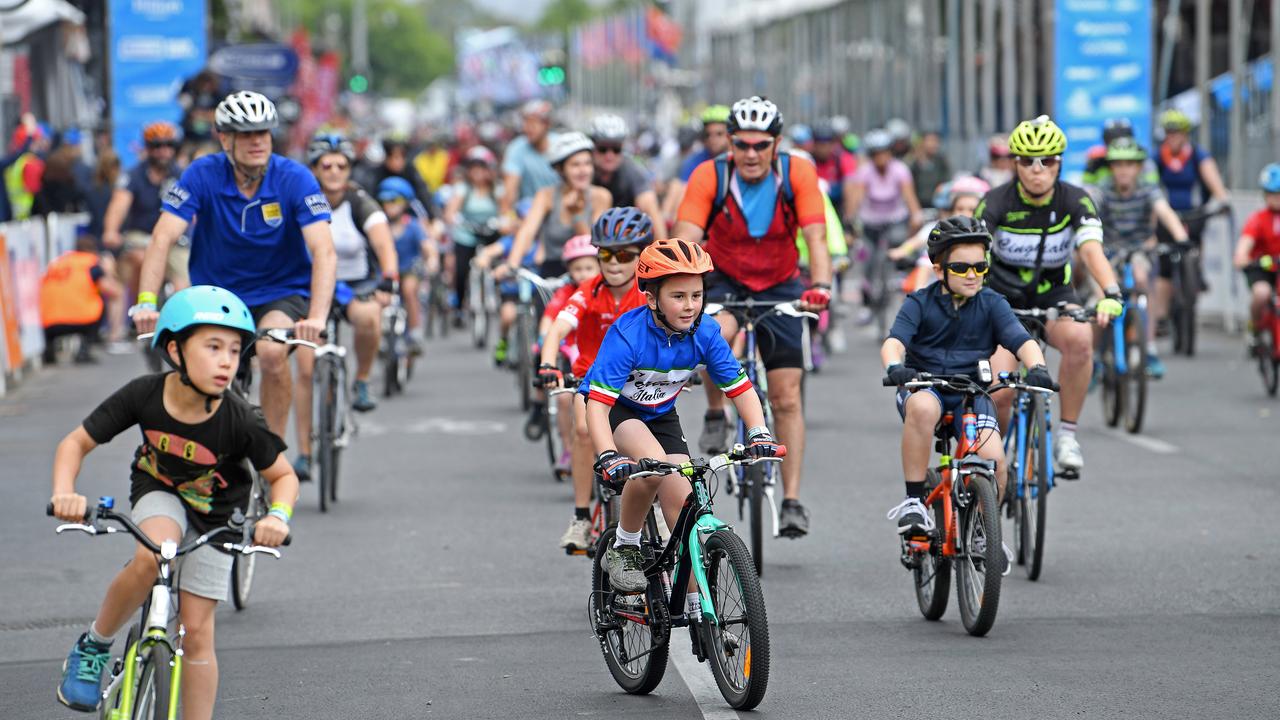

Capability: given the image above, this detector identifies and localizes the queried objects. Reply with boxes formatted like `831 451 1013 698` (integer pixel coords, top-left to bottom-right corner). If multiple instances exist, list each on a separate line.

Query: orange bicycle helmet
143 121 180 145
637 238 714 290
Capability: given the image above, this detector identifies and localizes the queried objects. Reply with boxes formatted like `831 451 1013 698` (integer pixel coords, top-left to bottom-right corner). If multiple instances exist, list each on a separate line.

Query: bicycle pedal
1056 467 1081 481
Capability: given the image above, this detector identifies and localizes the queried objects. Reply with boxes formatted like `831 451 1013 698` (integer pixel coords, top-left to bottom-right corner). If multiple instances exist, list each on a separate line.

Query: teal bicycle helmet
153 285 256 409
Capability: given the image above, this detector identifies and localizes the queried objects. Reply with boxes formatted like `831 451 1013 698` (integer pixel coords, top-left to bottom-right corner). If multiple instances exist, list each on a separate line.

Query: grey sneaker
779 499 811 538
560 518 592 551
352 380 377 413
698 411 731 455
602 543 648 593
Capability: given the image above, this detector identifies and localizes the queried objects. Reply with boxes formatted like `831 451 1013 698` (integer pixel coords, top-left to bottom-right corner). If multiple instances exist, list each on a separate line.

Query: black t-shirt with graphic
82 373 285 533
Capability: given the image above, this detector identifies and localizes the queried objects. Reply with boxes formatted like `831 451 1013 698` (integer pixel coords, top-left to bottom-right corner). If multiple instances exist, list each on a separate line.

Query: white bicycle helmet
863 129 893 153
547 131 594 166
215 91 278 132
728 96 783 136
589 113 629 142
886 117 912 142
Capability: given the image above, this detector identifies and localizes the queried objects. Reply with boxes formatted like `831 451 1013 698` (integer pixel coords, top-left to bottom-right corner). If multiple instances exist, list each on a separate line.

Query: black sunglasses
944 261 990 276
146 141 177 149
318 160 350 172
732 138 774 153
598 248 639 263
594 144 623 155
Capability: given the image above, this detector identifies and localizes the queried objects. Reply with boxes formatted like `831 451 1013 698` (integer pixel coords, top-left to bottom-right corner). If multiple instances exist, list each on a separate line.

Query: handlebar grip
46 503 53 517
882 377 897 387
47 502 92 521
282 534 293 547
774 445 787 459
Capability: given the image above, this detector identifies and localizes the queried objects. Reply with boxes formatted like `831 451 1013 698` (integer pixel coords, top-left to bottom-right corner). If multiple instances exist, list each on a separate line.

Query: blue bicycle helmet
152 285 255 350
591 206 655 248
307 132 355 165
377 176 416 202
1260 163 1280 193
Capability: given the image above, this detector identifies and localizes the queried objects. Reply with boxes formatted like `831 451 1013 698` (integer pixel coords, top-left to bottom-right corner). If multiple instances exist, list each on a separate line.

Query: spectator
177 70 223 144
910 130 952 209
3 114 47 221
39 234 123 364
413 132 454 193
32 145 87 216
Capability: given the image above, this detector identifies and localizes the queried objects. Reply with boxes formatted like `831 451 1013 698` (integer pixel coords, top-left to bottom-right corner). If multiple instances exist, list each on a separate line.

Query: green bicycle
589 446 776 710
48 497 285 719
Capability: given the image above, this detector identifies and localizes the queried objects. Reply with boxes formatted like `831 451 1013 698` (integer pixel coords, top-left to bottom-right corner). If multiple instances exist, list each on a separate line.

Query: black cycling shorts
1244 266 1277 289
705 273 807 371
608 405 690 457
249 294 309 325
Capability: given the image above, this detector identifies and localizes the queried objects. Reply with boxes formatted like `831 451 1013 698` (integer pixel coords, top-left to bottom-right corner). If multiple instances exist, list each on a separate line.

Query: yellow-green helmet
1008 115 1067 157
1159 108 1192 133
700 105 731 126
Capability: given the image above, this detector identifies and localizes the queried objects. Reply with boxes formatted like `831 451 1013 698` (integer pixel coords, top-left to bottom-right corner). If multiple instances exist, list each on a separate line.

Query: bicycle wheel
1173 256 1199 356
328 364 344 504
954 473 1002 637
1123 308 1148 434
469 267 488 348
313 359 334 513
702 529 770 710
514 311 533 411
745 462 765 577
132 643 172 720
231 470 269 610
1099 330 1122 428
544 401 561 481
914 469 951 621
381 331 399 398
1258 327 1279 396
589 528 668 694
1021 395 1049 581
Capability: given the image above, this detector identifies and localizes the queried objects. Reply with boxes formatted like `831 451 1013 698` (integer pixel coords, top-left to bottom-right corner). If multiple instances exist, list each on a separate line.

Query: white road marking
670 643 741 720
1099 428 1179 454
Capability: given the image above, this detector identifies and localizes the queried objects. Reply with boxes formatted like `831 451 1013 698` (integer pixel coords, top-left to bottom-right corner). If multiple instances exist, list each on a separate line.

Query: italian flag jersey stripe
587 381 620 406
719 373 752 398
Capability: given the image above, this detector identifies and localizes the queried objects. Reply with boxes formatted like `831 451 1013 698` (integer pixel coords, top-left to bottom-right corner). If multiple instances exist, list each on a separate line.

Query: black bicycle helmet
592 206 655 248
1102 117 1134 146
927 215 992 263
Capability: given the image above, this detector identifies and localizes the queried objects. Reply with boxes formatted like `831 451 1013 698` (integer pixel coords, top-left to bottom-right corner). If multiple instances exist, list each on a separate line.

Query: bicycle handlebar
704 300 819 321
1011 304 1095 325
626 445 785 481
47 502 290 557
883 371 1055 395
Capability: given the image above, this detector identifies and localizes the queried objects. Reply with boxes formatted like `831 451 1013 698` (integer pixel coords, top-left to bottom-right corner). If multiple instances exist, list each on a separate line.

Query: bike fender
687 515 727 624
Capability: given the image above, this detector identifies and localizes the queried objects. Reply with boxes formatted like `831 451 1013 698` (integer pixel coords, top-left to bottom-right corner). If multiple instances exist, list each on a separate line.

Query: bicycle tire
1174 255 1198 356
954 473 1002 637
381 332 399 398
327 363 344 504
131 643 172 720
470 268 489 348
702 529 770 710
544 401 561 481
914 469 951 621
1023 394 1049 581
231 470 269 610
746 462 766 577
1123 308 1147 434
589 528 668 694
1100 326 1122 428
515 311 533 411
1259 327 1278 396
314 359 333 513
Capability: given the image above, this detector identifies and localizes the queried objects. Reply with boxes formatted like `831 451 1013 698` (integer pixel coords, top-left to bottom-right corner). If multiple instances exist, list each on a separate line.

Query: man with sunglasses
674 95 832 538
588 114 668 242
977 115 1122 478
103 122 187 325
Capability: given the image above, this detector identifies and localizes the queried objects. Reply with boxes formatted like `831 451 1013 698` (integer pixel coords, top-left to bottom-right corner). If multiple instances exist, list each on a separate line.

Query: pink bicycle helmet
949 175 990 196
561 234 599 263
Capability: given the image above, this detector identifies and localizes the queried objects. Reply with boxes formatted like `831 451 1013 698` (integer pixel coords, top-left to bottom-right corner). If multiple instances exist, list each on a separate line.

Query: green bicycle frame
671 463 728 625
110 626 181 720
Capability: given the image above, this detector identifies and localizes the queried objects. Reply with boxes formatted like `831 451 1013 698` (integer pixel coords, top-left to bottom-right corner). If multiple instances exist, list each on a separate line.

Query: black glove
886 363 919 386
745 429 784 459
594 450 637 485
1024 364 1058 391
536 363 563 388
377 276 399 295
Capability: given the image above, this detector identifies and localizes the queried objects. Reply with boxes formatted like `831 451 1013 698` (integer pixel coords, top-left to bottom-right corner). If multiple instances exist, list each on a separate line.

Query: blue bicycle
1003 305 1090 581
1099 248 1149 434
706 299 816 577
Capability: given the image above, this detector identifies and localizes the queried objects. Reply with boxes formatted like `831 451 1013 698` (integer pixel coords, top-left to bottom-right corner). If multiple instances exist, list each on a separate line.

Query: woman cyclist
443 145 508 320
848 128 924 323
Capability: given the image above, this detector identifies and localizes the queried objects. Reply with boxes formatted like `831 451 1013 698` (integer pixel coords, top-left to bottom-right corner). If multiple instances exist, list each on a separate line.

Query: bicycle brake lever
222 542 282 558
55 523 100 535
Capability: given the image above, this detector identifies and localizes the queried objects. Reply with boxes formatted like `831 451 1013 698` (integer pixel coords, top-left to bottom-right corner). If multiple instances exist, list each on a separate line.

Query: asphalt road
2 319 1277 719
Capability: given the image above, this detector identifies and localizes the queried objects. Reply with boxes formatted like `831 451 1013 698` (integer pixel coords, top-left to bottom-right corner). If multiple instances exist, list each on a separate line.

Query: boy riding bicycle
49 286 298 719
581 238 782 594
879 217 1054 540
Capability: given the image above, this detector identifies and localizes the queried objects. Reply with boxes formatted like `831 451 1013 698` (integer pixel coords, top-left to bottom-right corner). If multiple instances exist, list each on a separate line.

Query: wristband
747 425 771 440
136 291 158 306
1102 284 1121 298
812 282 832 290
127 302 156 318
269 501 293 521
267 509 291 525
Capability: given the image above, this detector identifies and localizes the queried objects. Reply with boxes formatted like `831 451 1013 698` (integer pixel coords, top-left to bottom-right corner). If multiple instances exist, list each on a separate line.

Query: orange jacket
40 251 103 327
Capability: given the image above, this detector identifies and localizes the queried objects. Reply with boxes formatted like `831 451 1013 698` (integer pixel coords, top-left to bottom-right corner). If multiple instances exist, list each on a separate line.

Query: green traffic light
349 74 369 93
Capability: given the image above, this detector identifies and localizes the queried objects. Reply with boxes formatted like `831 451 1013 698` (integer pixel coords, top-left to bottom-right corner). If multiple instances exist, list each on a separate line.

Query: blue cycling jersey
162 153 331 307
581 306 752 421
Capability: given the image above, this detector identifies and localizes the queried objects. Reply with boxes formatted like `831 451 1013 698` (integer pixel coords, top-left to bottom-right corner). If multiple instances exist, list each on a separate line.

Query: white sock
685 591 702 616
614 527 641 548
1147 341 1159 355
87 622 113 645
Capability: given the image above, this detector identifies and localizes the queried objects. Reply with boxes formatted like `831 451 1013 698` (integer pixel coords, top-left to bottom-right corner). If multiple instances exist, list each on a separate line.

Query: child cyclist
538 207 653 552
537 234 601 475
379 176 440 354
581 237 783 595
1235 163 1280 344
879 217 1054 541
49 286 298 719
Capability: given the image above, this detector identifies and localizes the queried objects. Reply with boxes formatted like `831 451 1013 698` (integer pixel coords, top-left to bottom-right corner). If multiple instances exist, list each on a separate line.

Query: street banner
1053 0 1153 183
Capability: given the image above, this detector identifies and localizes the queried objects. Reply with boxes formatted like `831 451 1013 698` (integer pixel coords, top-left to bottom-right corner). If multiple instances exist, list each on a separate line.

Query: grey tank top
539 184 594 261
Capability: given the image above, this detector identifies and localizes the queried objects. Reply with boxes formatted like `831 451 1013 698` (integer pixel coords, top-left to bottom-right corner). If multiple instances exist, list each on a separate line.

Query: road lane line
1099 428 1178 454
670 644 741 720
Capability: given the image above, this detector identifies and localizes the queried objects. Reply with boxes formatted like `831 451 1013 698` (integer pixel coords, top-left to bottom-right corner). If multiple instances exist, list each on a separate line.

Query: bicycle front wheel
1258 327 1279 396
469 268 488 348
514 311 533 410
1100 330 1121 427
745 462 765 577
231 470 269 610
313 359 335 513
702 529 770 710
1021 395 1050 580
132 643 172 720
914 469 951 621
1123 307 1148 434
955 473 1002 636
589 528 668 694
1173 255 1199 356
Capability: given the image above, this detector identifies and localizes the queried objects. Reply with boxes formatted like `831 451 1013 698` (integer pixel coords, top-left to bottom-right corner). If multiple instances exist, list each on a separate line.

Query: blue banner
1053 0 1152 183
109 0 207 164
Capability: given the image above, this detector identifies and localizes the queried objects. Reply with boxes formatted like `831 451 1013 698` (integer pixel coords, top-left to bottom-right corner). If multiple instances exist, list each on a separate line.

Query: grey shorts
131 491 232 602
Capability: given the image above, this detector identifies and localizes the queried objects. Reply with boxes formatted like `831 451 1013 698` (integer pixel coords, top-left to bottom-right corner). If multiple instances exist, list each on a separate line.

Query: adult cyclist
662 105 732 225
132 91 337 448
674 95 832 538
977 115 1122 477
588 113 667 241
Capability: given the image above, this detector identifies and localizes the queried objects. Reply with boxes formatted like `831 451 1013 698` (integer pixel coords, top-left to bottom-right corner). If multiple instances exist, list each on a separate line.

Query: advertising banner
1 220 47 362
1053 0 1152 183
109 0 207 162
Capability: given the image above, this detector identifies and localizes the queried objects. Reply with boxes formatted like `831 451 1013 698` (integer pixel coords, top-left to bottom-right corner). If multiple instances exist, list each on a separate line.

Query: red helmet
637 238 713 289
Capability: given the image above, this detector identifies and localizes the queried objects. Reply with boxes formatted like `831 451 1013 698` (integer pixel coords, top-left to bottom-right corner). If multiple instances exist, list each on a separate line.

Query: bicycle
589 447 778 710
1246 256 1280 396
311 312 352 513
422 268 452 339
538 375 578 482
861 221 912 338
467 259 499 349
47 497 285 719
1161 204 1231 357
883 368 1007 637
1003 305 1092 581
704 299 816 576
1098 248 1149 434
379 294 413 398
514 267 568 415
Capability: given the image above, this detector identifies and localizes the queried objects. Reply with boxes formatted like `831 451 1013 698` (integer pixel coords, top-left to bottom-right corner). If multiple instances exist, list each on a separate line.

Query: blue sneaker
1146 354 1166 380
58 632 112 711
292 454 311 482
352 379 377 413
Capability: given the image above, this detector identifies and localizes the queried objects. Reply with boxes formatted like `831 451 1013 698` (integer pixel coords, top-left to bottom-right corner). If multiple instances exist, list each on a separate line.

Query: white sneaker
886 497 935 536
1054 434 1084 476
559 518 592 550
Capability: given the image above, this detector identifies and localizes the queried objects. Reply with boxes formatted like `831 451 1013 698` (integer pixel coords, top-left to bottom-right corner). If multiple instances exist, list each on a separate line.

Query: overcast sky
472 0 554 23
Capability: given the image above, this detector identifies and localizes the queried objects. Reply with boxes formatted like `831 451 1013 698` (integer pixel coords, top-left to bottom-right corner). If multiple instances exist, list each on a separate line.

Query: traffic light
538 65 565 86
349 74 369 93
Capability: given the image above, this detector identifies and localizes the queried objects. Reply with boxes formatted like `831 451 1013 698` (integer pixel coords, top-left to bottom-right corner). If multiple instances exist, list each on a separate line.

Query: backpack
706 150 797 229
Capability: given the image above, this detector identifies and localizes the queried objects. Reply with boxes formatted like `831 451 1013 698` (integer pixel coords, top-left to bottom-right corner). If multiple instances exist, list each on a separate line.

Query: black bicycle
1161 205 1232 357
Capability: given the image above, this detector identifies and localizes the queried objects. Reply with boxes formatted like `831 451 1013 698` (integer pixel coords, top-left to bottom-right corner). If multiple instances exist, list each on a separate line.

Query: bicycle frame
1108 255 1149 377
1005 384 1054 501
913 411 992 560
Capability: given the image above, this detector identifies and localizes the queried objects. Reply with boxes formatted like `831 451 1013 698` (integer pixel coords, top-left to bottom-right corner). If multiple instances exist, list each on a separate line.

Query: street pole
946 0 961 140
352 0 369 79
981 0 997 137
1229 0 1244 188
1272 0 1280 151
1196 0 1210 148
1019 0 1035 120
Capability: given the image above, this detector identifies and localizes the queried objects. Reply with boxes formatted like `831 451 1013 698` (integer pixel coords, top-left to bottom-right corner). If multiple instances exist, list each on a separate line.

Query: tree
534 0 596 32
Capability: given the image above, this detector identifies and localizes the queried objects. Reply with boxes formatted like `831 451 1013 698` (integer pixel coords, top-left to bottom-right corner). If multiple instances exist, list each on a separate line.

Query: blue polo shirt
888 284 1033 378
162 153 331 307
